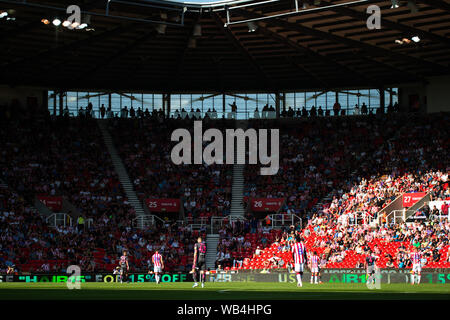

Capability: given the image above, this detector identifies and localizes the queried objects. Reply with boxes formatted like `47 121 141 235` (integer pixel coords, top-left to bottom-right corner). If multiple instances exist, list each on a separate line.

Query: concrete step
206 234 220 269
98 120 147 218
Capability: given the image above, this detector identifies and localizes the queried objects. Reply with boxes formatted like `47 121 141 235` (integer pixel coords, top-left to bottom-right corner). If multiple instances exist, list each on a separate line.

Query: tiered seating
109 118 232 220
238 170 449 270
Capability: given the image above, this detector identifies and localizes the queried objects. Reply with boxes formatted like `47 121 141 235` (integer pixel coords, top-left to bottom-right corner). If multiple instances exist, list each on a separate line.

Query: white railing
267 214 302 229
430 214 450 222
189 217 209 225
188 224 207 232
176 219 187 227
383 209 415 225
210 215 247 232
85 218 94 229
347 211 372 225
46 213 73 228
133 215 165 229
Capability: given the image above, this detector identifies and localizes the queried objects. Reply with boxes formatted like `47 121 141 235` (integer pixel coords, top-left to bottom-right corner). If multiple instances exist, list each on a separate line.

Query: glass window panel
359 89 369 109
89 92 99 112
48 91 56 115
305 92 315 110
255 93 267 109
348 90 359 113
234 94 246 119
392 88 398 105
338 92 347 110
180 94 191 112
171 94 181 115
385 90 391 107
247 94 257 118
121 93 131 110
67 91 78 116
285 93 295 110
142 94 153 112
77 92 89 110
268 93 276 105
213 95 223 117
369 89 380 110
111 93 121 116
192 94 202 113
296 92 305 109
153 94 163 111
202 93 214 114
225 95 235 117
316 91 326 110
326 91 335 111
99 94 109 117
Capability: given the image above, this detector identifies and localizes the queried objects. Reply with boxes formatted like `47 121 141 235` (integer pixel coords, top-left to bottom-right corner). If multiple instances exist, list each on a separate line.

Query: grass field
0 282 449 300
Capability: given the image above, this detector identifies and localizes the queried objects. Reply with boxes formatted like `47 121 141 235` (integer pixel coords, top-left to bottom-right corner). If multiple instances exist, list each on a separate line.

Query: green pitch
0 282 449 300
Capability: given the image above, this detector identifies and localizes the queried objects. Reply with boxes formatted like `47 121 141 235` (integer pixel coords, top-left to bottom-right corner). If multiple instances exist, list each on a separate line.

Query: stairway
97 120 146 216
229 119 247 217
230 164 245 217
0 179 50 221
206 234 220 269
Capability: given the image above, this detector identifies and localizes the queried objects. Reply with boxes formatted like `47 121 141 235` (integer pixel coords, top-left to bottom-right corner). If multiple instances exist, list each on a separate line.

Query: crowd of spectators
0 115 132 226
1 107 449 274
245 112 449 222
109 117 233 222
0 182 203 273
241 169 449 269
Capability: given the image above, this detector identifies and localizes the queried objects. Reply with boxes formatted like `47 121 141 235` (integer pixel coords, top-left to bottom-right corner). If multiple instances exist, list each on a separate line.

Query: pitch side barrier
2 269 450 284
209 269 450 284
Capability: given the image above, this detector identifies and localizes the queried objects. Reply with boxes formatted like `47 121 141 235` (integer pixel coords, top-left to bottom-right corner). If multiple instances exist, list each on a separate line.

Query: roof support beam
322 1 450 47
258 25 374 87
234 8 449 75
79 30 156 80
175 15 201 80
212 12 271 89
416 0 450 12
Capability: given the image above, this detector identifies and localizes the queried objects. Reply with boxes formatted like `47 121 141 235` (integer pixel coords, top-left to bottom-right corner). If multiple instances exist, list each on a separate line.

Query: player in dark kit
192 237 207 288
364 250 377 285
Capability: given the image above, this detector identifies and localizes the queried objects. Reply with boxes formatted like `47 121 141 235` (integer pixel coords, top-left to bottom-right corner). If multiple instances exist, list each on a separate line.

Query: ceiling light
188 37 196 49
390 0 400 9
0 11 8 18
193 24 202 37
412 36 420 43
156 24 167 35
52 18 61 26
408 0 418 13
41 18 50 25
247 22 258 33
62 20 71 27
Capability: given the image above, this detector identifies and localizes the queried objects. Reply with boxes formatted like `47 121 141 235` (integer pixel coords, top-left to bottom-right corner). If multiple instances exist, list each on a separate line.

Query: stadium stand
0 106 449 274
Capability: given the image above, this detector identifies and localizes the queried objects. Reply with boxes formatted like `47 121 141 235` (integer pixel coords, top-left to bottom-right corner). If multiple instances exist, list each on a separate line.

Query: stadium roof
0 0 449 92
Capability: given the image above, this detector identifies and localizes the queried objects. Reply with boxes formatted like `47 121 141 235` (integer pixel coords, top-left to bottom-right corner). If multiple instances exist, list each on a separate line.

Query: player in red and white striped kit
151 250 164 284
291 235 307 287
309 251 320 285
410 247 422 285
119 250 129 283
